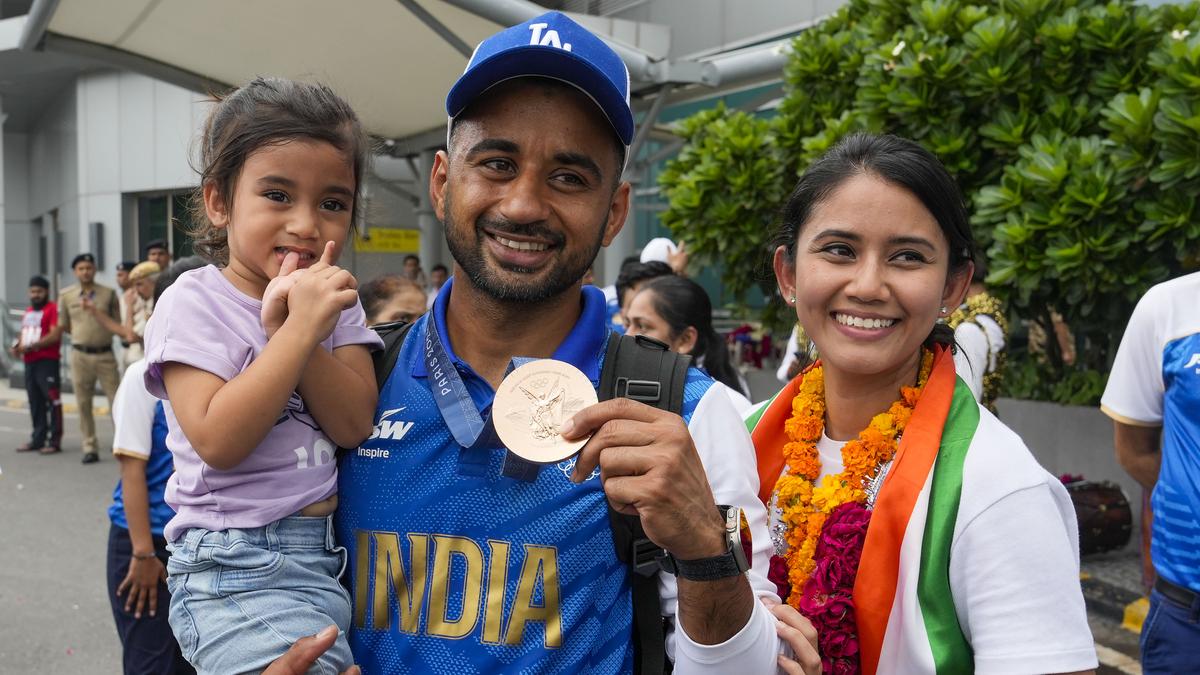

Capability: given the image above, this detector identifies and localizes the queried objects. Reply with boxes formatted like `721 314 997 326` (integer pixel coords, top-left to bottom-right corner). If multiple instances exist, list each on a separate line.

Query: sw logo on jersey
370 407 415 442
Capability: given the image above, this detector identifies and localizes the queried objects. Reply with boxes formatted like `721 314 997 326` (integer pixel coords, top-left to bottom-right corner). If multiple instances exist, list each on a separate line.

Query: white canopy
20 0 792 152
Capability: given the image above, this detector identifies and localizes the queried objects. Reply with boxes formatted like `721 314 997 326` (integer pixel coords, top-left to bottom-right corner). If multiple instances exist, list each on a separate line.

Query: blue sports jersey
108 401 176 536
336 282 714 674
1154 332 1200 590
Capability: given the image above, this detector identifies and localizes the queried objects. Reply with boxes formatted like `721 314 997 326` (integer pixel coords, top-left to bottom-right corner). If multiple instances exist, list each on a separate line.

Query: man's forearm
1119 450 1161 490
676 575 755 645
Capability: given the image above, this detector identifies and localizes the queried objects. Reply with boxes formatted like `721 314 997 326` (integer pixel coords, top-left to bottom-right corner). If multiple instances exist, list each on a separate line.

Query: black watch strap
658 505 749 581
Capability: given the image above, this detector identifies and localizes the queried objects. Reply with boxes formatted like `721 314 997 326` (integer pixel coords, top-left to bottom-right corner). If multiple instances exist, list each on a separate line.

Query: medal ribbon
424 315 492 450
424 318 542 481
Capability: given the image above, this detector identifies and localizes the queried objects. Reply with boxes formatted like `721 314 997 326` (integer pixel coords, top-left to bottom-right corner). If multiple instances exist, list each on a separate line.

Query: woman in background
624 274 753 413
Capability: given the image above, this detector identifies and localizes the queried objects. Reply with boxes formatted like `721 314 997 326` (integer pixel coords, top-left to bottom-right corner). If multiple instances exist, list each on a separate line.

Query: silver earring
790 295 797 304
940 306 948 314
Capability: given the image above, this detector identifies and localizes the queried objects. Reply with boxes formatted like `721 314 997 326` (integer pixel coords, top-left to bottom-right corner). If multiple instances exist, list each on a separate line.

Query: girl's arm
297 344 377 449
163 319 320 470
115 454 166 619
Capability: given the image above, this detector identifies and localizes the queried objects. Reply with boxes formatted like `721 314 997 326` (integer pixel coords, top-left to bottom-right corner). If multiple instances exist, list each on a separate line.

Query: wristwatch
657 505 750 581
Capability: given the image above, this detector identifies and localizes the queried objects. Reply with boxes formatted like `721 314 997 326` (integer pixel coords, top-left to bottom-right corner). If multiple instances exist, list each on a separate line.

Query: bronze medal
493 359 597 464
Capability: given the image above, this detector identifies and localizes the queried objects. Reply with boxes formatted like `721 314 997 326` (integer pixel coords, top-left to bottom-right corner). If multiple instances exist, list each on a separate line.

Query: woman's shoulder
956 403 1067 521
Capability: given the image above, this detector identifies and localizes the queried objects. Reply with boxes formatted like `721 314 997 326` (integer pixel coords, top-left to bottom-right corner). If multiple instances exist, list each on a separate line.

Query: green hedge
659 0 1200 404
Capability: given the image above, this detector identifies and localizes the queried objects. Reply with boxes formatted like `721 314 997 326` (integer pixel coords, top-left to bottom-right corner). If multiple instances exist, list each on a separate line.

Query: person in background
614 260 673 331
106 257 204 675
83 262 161 369
1101 270 1200 675
144 240 172 270
401 253 428 288
54 253 122 464
11 276 63 455
359 274 428 326
625 275 753 412
640 236 690 276
948 260 1007 411
125 262 162 367
427 263 449 309
116 261 138 361
602 254 639 334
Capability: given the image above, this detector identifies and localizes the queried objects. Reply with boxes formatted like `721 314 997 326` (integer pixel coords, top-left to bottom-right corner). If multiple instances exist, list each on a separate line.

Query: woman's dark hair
358 274 424 324
615 260 673 308
770 133 975 349
637 276 747 397
189 77 371 265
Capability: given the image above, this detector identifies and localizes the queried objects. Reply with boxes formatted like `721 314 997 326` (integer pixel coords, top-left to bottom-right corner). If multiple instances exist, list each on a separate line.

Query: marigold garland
775 350 934 610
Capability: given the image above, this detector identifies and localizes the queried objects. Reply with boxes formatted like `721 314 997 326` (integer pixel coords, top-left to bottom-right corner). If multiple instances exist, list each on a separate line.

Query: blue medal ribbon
424 317 541 481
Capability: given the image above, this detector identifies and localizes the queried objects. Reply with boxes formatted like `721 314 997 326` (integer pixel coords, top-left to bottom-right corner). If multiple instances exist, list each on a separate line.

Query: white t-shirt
112 359 158 460
763 414 1096 673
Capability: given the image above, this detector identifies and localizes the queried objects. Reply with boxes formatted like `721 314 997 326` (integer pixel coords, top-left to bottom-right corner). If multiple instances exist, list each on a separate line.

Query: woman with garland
751 134 1097 674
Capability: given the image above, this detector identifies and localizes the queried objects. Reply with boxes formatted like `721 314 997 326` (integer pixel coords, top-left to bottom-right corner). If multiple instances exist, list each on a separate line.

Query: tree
659 0 1200 403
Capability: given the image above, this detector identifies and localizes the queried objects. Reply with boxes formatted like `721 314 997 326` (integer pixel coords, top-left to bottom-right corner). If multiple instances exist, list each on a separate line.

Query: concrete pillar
0 103 7 304
416 149 443 268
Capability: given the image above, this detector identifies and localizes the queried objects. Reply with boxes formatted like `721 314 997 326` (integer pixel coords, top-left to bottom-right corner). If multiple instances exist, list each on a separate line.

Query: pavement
0 405 121 674
0 382 1150 673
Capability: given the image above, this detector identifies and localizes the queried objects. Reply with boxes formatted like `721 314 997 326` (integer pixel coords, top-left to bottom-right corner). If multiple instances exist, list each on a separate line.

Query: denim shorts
166 516 353 675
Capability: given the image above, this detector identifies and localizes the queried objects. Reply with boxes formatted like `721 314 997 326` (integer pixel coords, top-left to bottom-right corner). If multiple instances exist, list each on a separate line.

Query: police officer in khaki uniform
55 253 122 464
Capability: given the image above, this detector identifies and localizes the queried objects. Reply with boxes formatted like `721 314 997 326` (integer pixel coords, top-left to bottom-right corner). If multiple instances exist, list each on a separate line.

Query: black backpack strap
370 320 413 392
599 332 690 674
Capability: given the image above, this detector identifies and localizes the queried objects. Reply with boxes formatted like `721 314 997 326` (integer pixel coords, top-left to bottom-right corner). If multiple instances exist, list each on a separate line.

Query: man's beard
443 189 604 304
30 298 47 309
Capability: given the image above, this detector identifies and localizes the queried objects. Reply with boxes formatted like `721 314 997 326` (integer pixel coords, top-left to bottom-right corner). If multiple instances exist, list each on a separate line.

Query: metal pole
416 149 442 268
18 0 60 50
442 0 657 82
396 0 474 58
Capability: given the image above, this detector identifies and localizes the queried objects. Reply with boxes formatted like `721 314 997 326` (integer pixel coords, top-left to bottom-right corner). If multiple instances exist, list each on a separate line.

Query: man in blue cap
269 12 814 674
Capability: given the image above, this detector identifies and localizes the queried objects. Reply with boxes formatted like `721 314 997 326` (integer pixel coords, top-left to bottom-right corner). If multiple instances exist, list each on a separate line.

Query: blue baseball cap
446 11 634 146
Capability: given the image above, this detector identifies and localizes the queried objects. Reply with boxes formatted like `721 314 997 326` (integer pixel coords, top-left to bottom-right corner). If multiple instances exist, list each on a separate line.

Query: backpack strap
370 320 414 392
598 332 691 674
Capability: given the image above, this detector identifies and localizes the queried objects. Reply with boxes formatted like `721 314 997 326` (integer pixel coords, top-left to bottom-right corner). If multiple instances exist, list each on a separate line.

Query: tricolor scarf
746 347 977 674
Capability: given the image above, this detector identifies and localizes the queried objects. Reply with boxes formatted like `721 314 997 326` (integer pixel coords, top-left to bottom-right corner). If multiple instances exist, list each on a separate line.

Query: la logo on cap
528 22 572 51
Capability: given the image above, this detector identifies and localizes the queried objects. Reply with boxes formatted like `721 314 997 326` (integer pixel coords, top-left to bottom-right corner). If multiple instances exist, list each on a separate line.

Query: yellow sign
354 228 420 254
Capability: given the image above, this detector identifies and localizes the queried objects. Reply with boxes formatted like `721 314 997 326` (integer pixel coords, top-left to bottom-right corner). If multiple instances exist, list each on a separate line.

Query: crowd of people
7 9 1197 675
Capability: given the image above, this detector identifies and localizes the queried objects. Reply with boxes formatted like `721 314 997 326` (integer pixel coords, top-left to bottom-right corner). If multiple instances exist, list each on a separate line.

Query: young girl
142 77 381 674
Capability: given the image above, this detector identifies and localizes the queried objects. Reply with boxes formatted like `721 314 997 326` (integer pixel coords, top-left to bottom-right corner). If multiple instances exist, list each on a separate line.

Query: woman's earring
790 295 797 305
940 306 948 315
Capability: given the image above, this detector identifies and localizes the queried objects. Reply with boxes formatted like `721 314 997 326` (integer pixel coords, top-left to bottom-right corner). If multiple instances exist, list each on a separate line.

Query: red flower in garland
798 502 871 673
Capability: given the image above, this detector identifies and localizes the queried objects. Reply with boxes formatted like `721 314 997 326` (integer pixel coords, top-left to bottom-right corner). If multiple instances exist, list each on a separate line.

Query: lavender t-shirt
143 264 383 542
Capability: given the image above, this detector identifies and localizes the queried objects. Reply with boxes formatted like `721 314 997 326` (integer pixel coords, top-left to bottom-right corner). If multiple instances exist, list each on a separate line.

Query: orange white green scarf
746 346 977 674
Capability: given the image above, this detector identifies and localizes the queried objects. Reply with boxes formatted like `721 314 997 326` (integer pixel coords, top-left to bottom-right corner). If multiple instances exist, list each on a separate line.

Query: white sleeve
953 322 988 402
950 482 1098 674
662 385 782 674
1101 288 1165 425
111 360 157 460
